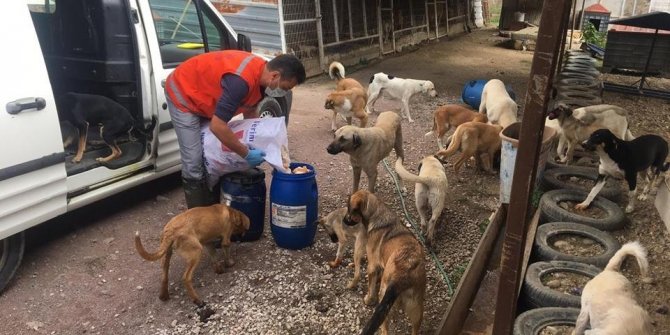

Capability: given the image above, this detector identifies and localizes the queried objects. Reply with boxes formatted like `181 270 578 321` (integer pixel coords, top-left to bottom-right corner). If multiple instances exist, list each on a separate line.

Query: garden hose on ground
382 158 455 296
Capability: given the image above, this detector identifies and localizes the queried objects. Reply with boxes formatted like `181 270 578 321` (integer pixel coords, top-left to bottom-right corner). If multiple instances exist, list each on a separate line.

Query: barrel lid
222 168 265 184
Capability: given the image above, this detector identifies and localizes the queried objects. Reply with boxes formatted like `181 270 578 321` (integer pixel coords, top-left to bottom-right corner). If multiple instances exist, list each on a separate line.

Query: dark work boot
182 178 219 209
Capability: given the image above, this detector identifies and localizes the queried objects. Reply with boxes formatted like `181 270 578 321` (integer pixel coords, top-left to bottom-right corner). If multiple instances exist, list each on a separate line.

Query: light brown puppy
135 204 250 308
344 190 426 335
326 111 404 193
436 121 502 174
395 156 448 246
318 207 367 289
425 104 488 149
327 61 369 130
573 241 653 335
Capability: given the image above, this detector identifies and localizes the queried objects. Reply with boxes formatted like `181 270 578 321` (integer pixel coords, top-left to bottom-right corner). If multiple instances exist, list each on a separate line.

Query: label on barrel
271 203 307 229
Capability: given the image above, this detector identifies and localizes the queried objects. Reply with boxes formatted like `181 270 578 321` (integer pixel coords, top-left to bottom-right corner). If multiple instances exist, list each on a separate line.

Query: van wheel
256 97 285 121
0 232 25 293
513 307 580 335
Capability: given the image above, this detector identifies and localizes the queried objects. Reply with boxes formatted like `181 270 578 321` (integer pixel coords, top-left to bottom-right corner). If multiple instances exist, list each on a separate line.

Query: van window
149 0 229 68
27 0 56 13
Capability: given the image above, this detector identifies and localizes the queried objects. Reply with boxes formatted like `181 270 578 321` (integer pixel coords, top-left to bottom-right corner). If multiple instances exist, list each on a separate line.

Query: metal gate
281 0 324 73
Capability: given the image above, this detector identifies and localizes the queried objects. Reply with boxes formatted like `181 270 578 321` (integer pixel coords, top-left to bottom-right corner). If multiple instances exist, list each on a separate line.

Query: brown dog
326 61 369 130
344 190 425 335
134 204 250 308
425 104 488 149
318 207 367 289
436 121 502 174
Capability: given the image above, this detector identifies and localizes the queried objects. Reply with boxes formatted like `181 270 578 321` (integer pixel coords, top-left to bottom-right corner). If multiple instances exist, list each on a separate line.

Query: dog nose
326 144 339 154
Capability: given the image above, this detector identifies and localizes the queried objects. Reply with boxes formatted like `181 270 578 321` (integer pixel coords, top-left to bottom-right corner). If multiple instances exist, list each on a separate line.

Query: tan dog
479 79 518 128
318 207 367 289
573 241 653 335
326 61 369 130
326 111 404 193
547 104 634 164
425 104 488 149
134 204 250 308
395 156 448 245
436 121 502 174
344 190 425 335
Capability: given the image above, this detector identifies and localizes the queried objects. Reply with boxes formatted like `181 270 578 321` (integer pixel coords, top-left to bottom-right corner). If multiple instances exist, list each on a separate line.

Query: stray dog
327 111 404 193
436 121 502 174
573 241 653 335
547 104 634 164
577 128 669 213
395 156 448 246
326 62 369 130
58 92 146 163
135 204 250 311
479 79 518 129
367 73 437 123
425 104 488 149
344 190 425 335
318 207 367 289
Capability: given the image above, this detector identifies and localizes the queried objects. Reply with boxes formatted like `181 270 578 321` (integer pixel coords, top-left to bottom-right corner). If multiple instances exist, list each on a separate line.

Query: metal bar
446 0 450 35
315 0 325 70
362 0 368 36
639 29 659 91
569 0 577 47
391 0 396 53
491 0 571 333
332 0 339 42
604 82 670 100
437 205 507 335
278 0 288 53
392 24 429 34
283 18 318 25
448 14 466 22
434 0 440 38
348 0 353 39
324 34 380 47
410 0 415 27
378 1 384 55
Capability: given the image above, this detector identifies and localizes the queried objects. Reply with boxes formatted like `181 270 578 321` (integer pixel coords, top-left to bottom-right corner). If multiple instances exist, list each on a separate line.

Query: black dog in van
59 92 147 163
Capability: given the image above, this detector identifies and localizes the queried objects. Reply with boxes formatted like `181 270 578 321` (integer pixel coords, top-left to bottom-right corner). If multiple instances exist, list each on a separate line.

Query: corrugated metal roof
218 1 284 58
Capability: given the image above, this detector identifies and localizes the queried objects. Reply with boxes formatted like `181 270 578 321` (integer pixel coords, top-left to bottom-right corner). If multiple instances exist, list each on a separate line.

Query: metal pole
333 0 340 42
315 0 325 70
348 0 354 39
579 0 586 29
632 0 638 15
378 0 384 54
569 0 577 48
410 0 415 27
363 0 368 36
434 0 440 38
492 0 571 333
391 0 396 52
446 0 450 35
639 29 659 91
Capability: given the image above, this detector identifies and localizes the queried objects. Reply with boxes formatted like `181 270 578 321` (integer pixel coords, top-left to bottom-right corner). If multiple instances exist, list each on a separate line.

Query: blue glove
244 148 266 167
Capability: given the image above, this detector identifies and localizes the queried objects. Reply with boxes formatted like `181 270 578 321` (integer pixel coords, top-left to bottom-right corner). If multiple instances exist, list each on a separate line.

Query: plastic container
499 122 557 203
270 162 319 250
462 79 517 110
221 168 267 242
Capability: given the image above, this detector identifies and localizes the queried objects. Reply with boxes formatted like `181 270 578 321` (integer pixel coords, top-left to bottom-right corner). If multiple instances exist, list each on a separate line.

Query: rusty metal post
491 0 572 334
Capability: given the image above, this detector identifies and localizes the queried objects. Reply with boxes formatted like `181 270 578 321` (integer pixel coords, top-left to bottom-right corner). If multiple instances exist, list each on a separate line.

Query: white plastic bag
202 117 290 188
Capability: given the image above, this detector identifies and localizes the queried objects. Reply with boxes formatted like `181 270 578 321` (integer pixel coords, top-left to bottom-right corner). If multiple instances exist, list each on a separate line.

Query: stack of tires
553 50 603 110
513 162 626 334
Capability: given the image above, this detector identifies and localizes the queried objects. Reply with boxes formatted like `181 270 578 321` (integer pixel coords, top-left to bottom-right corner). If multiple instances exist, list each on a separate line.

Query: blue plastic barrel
462 79 517 110
221 168 266 242
270 162 318 250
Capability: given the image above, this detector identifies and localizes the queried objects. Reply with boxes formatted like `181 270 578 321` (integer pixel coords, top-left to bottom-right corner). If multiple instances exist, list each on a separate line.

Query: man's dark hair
267 54 306 84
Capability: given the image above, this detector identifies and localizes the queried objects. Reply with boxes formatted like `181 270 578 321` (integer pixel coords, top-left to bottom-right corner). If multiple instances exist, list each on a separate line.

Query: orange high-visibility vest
165 50 266 118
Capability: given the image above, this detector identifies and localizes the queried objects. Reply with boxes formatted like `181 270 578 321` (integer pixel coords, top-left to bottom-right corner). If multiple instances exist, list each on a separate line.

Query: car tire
534 222 621 268
539 189 625 230
0 232 25 293
513 307 580 335
545 149 599 170
523 260 600 308
541 166 622 201
256 97 286 122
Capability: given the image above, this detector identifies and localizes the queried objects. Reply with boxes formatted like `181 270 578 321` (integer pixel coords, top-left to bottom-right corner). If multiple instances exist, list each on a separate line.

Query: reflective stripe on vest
235 55 255 76
166 73 191 111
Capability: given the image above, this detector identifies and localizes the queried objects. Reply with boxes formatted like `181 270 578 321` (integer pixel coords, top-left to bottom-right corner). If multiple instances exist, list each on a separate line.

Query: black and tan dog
578 128 669 213
59 92 149 163
135 204 250 313
344 190 425 335
327 111 404 193
318 207 367 289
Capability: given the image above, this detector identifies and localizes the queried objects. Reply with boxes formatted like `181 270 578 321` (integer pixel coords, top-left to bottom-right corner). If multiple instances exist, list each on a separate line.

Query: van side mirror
237 34 252 52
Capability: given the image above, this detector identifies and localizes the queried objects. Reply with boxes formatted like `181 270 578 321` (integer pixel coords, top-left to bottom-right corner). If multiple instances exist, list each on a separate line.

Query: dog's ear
352 133 362 148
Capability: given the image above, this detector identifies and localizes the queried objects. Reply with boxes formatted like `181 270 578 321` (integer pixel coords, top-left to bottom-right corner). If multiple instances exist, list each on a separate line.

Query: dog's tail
435 123 465 159
661 162 670 172
395 157 432 186
135 230 172 262
361 283 401 335
624 128 636 141
329 61 345 81
605 241 651 280
128 116 158 141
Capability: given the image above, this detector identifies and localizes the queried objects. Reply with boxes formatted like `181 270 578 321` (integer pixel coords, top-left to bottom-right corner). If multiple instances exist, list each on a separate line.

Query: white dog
573 241 653 335
479 79 518 128
366 72 437 123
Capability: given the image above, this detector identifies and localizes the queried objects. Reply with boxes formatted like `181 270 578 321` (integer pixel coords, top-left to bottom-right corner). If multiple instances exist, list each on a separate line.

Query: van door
136 0 238 172
0 1 67 239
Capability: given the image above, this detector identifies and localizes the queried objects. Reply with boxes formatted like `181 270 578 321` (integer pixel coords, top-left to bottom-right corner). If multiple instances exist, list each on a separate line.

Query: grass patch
488 4 502 26
531 187 544 209
479 219 490 233
449 262 469 285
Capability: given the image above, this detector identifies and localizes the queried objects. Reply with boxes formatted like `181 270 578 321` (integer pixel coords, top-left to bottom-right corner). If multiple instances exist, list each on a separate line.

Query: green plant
531 187 544 209
449 262 469 285
582 21 606 48
478 219 490 233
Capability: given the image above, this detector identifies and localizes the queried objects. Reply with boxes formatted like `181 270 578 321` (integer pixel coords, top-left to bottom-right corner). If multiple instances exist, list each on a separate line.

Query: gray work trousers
167 98 207 181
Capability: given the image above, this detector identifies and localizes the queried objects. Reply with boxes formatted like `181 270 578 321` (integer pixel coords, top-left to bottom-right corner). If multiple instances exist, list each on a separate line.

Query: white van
0 0 292 292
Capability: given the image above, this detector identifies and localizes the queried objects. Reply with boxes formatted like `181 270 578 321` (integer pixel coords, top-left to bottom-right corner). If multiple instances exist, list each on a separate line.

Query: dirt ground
0 27 668 335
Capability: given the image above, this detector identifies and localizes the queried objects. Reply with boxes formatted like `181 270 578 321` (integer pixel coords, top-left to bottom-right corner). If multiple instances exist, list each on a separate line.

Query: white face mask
265 87 288 97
